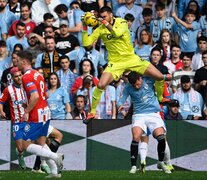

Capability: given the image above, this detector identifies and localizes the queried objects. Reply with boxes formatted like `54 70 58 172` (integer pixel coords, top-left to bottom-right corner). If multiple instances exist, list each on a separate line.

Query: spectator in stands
8 2 36 38
172 9 201 54
6 21 29 54
94 84 116 119
47 72 72 120
68 43 106 76
13 43 23 52
194 50 207 101
150 2 176 43
171 53 195 93
72 94 87 120
165 99 183 120
0 19 7 40
172 75 203 120
199 1 207 37
55 20 80 55
192 36 207 70
134 29 153 61
163 44 183 74
183 0 201 21
68 1 84 45
178 0 205 19
76 75 95 113
124 13 136 46
26 33 43 64
71 59 99 95
56 55 77 106
0 0 17 31
106 0 124 15
157 29 175 63
6 0 20 18
135 7 153 45
79 0 104 12
116 72 131 119
0 40 11 81
35 36 61 79
116 0 143 35
31 0 60 27
33 13 57 37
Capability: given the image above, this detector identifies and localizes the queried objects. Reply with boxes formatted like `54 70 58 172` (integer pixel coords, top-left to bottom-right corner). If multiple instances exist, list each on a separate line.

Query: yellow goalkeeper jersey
82 17 134 63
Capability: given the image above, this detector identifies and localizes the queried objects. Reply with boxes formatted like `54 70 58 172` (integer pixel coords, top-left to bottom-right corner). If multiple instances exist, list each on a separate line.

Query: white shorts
47 125 54 137
132 113 166 135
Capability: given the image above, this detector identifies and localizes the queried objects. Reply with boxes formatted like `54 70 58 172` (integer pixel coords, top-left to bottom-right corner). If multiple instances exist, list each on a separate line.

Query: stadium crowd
0 0 207 122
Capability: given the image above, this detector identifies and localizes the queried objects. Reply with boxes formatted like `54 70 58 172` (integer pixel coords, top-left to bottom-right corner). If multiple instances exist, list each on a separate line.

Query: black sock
49 139 60 152
33 156 41 170
130 140 138 166
157 137 166 161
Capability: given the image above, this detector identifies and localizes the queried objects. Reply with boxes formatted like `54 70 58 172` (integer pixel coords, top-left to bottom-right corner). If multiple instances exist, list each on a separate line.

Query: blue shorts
23 120 50 141
12 122 26 141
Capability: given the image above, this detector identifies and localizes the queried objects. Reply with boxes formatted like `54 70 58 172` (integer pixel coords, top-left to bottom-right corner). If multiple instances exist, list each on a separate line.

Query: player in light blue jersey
117 71 171 174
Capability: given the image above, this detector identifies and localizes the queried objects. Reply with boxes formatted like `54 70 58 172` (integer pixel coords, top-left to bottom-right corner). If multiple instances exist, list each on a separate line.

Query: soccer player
82 6 168 121
0 67 26 169
117 71 172 174
16 50 64 178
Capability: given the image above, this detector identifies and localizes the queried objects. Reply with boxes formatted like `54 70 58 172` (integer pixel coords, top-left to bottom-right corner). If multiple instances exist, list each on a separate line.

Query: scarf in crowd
41 50 60 79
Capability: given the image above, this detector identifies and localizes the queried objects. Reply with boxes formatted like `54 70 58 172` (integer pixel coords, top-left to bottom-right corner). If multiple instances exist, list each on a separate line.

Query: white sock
46 158 57 174
139 142 148 163
26 144 58 161
164 141 172 165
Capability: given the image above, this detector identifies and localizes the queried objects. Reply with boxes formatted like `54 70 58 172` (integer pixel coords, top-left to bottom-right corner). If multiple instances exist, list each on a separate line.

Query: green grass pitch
0 170 207 180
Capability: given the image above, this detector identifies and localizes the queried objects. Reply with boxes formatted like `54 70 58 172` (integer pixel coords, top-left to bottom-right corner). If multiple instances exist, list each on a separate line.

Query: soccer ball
83 12 99 27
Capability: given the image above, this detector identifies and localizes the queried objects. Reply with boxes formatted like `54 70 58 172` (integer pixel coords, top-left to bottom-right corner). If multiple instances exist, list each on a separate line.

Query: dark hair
20 2 30 10
54 4 68 14
47 72 61 89
79 59 95 76
59 55 70 62
197 35 207 43
150 46 163 56
171 44 181 50
0 40 6 47
128 71 141 85
16 21 26 28
155 3 165 10
81 75 94 90
70 1 81 8
185 0 200 21
43 13 54 21
142 8 152 16
124 13 135 22
13 43 24 51
184 8 196 17
17 50 33 64
99 6 112 14
181 52 193 59
202 50 207 57
45 35 55 42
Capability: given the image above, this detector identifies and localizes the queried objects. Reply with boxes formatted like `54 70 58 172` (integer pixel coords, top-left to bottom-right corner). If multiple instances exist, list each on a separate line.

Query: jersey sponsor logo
107 63 113 68
24 124 30 132
192 106 199 113
14 99 25 105
106 34 115 40
26 82 34 87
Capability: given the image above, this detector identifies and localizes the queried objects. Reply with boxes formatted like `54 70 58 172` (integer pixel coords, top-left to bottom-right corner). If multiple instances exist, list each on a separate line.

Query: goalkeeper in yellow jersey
82 6 169 121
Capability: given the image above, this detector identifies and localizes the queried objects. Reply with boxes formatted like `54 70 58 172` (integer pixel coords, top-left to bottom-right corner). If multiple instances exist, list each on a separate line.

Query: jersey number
40 81 46 100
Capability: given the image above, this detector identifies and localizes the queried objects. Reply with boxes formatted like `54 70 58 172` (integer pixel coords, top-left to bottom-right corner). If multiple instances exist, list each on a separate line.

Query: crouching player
118 71 172 174
0 67 26 169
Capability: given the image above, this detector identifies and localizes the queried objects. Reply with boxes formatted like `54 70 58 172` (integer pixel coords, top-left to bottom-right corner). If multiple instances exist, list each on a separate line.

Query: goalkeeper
82 6 169 120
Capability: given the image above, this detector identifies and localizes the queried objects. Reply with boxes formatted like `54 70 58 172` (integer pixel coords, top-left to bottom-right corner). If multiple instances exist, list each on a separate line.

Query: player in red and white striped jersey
0 67 26 169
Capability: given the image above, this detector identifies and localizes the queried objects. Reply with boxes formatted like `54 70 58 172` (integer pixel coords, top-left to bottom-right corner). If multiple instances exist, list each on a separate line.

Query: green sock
154 80 164 102
91 87 103 115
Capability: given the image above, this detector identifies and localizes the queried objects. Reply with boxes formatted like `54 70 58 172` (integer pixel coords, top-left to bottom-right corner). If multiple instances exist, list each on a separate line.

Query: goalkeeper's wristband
82 25 88 32
101 19 109 26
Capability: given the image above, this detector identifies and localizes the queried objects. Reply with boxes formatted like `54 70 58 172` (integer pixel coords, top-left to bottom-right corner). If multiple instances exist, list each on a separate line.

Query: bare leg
144 64 163 81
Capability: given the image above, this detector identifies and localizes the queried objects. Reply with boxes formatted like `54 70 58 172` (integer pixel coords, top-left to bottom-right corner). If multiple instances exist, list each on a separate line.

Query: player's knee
97 82 106 90
132 135 141 142
155 134 166 142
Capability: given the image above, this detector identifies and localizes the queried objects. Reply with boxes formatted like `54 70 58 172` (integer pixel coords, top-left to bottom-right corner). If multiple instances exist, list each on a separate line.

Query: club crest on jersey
26 82 34 87
24 124 30 132
192 106 199 113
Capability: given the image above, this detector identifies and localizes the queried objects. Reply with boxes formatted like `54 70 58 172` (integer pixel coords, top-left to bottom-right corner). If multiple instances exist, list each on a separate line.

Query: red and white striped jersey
0 84 25 123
